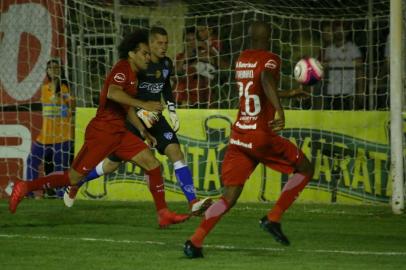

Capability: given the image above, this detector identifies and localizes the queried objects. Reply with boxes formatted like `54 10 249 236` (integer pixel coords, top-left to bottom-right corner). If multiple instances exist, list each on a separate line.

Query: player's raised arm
261 70 285 132
277 87 310 99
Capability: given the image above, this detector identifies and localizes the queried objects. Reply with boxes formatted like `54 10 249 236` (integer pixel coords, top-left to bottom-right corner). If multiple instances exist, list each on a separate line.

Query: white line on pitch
0 234 405 256
0 234 165 245
298 249 406 256
233 206 379 216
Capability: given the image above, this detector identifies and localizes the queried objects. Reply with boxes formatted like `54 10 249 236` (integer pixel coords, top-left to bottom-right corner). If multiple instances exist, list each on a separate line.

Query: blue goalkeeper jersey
136 56 174 103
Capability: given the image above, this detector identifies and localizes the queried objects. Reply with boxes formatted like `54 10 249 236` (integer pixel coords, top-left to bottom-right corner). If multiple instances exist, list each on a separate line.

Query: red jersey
233 49 281 133
223 50 303 186
94 60 138 130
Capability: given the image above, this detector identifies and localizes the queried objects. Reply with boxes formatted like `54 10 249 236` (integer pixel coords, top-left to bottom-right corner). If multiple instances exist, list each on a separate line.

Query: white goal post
389 0 404 214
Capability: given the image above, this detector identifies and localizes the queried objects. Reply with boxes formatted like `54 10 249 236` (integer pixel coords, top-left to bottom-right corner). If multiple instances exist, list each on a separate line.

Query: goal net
0 0 404 205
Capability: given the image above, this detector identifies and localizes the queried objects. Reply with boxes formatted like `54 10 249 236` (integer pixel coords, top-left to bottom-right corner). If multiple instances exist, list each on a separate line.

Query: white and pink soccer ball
294 57 324 85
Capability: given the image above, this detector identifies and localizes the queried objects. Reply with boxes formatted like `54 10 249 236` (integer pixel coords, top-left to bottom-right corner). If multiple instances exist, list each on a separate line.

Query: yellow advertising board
75 109 392 204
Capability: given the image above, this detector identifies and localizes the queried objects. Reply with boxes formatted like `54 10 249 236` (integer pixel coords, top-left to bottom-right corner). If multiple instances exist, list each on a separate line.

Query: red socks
190 197 229 247
26 171 71 192
146 167 167 212
268 173 311 222
188 173 311 247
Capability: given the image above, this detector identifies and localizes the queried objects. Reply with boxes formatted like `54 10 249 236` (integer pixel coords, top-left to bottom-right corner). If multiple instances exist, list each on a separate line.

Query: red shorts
221 129 304 186
71 120 148 175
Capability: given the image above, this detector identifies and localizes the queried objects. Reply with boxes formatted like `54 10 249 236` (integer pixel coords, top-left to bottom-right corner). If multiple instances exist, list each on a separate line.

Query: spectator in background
322 21 365 110
197 23 221 60
319 22 334 62
309 21 334 110
174 27 215 108
26 59 74 197
197 22 231 108
196 22 231 70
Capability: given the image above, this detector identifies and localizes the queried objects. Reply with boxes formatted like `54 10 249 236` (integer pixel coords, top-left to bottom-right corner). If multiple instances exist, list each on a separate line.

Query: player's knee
130 149 161 171
165 144 184 162
142 156 161 171
296 156 314 177
170 152 184 163
146 160 161 171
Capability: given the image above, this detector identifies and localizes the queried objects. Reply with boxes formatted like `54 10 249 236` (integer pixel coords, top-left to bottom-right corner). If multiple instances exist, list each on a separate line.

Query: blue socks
174 160 197 202
77 160 197 204
79 161 105 187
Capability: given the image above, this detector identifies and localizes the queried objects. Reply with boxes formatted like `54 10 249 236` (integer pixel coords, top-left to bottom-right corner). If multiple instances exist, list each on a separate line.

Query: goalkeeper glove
136 109 159 128
167 101 179 132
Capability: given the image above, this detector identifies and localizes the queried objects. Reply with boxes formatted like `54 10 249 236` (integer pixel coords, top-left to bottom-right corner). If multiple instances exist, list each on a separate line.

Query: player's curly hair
118 28 149 59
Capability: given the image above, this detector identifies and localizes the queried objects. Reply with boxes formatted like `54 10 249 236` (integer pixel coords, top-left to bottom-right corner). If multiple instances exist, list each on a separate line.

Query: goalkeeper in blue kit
64 26 212 218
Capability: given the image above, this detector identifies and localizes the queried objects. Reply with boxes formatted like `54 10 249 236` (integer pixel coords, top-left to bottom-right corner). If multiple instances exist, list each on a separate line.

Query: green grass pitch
1 199 405 270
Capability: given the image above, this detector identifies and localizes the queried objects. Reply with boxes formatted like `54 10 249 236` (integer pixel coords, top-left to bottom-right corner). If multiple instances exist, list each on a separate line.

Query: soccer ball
294 57 324 85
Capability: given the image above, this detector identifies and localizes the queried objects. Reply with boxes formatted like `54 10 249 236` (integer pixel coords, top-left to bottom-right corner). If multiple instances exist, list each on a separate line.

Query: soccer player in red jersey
64 27 212 217
9 29 189 228
184 21 314 258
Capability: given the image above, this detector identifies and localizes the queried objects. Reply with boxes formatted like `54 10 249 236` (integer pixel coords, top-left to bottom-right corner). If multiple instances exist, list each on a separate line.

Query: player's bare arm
127 107 157 147
261 70 285 132
107 84 163 112
277 87 310 99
